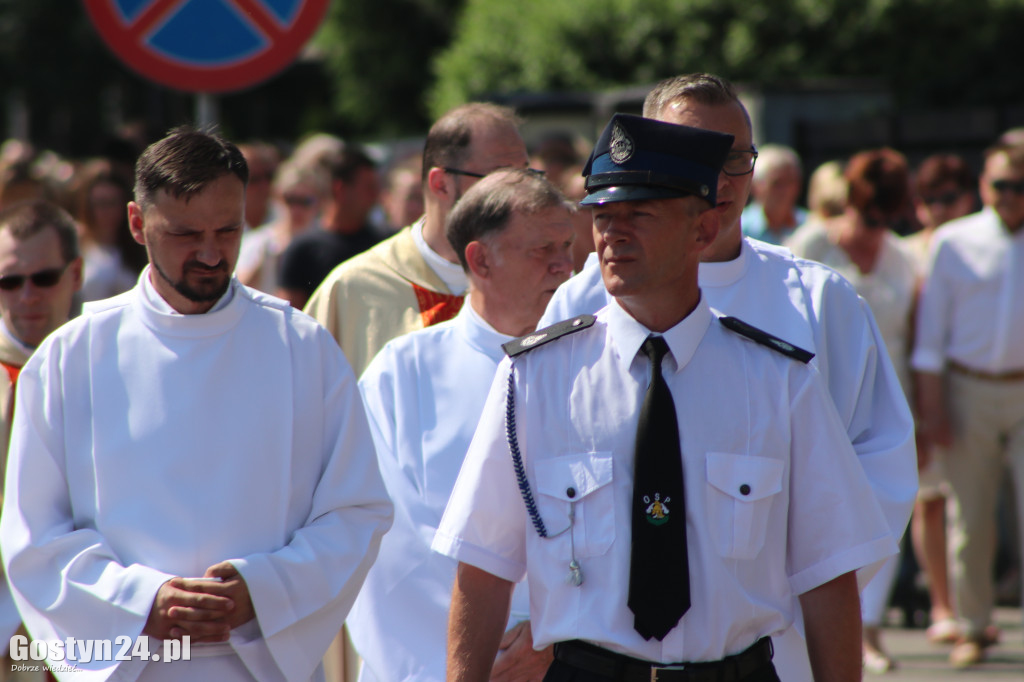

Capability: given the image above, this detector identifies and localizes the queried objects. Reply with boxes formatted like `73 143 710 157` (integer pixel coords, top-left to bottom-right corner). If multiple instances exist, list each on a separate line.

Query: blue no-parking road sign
84 0 329 93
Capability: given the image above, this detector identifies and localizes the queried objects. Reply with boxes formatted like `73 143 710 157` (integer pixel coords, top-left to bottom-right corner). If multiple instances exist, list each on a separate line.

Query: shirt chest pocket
534 453 615 557
705 452 785 560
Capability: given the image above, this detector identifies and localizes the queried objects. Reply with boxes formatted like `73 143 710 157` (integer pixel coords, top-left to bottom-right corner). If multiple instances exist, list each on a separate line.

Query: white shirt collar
697 237 752 288
457 293 515 362
140 265 235 315
604 293 713 376
411 218 468 296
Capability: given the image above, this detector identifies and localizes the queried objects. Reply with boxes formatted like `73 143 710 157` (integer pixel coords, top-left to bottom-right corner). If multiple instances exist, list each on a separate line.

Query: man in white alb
351 169 574 681
0 128 392 682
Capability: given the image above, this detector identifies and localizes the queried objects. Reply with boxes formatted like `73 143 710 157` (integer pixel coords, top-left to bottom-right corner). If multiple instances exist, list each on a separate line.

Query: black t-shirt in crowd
278 225 382 297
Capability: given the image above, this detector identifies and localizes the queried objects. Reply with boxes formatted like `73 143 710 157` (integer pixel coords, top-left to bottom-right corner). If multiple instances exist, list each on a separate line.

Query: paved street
865 607 1023 680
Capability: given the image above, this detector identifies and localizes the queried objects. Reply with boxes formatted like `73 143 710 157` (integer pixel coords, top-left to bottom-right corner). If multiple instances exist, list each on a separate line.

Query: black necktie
628 335 690 641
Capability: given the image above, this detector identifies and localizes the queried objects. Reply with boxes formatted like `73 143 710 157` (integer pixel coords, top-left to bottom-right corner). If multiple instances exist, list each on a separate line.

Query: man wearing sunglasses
540 73 916 680
0 199 82 669
277 145 382 310
913 138 1024 668
305 102 531 376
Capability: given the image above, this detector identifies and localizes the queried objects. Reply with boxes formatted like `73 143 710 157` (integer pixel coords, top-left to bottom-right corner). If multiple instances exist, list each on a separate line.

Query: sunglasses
283 194 317 208
922 190 965 207
0 264 69 291
990 179 1024 195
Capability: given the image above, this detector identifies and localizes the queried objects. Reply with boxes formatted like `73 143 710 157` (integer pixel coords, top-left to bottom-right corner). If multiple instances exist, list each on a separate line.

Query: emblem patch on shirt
609 122 635 165
643 493 670 526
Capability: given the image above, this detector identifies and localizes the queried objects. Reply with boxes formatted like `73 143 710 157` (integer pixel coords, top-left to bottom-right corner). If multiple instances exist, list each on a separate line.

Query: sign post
84 0 329 95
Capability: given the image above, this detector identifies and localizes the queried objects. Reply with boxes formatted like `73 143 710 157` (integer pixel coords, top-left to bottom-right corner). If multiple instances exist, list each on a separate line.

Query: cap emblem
609 122 635 165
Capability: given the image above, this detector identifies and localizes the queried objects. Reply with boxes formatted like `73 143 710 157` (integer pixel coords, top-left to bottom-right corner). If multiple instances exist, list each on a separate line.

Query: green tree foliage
315 0 464 136
429 0 1024 117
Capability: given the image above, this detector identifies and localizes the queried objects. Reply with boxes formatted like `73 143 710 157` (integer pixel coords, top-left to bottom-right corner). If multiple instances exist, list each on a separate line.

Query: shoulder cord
505 363 548 538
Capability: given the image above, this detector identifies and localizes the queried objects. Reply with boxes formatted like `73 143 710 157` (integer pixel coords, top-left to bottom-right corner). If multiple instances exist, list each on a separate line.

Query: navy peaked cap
581 113 734 206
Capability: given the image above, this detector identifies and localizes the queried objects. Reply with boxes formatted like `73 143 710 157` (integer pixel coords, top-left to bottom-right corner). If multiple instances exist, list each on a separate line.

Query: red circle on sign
84 0 329 94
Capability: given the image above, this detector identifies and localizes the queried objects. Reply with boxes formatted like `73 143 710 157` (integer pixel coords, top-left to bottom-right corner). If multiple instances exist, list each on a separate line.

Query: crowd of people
0 71 1020 682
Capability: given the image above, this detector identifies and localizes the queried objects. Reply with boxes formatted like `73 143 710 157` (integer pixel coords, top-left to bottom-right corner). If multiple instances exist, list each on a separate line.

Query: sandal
926 618 960 644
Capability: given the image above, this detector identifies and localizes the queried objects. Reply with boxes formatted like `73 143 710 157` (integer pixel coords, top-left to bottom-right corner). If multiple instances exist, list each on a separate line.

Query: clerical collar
0 318 34 355
141 265 235 315
698 237 752 288
411 218 467 296
458 293 514 362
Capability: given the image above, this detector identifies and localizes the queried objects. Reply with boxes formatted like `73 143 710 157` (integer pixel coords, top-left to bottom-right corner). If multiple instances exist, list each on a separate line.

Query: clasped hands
144 561 255 643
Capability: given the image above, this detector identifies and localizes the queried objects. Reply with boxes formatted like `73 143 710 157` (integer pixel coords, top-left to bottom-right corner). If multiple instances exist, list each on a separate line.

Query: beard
151 258 231 304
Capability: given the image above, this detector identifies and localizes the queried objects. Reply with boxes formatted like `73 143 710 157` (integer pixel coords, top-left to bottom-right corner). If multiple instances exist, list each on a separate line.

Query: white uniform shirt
541 239 917 549
434 296 896 664
912 207 1024 374
0 270 393 682
351 301 529 682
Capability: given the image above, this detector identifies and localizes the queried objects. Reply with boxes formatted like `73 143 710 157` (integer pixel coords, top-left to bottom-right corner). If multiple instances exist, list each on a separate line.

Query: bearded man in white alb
0 127 392 682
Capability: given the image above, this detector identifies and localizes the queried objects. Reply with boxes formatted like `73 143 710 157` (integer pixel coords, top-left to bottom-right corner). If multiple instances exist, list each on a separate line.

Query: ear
67 257 84 293
127 202 147 246
464 240 490 280
426 167 452 202
694 205 720 251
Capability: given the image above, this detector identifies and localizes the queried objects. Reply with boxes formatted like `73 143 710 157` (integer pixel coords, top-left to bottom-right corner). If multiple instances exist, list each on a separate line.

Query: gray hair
446 169 575 271
753 144 802 182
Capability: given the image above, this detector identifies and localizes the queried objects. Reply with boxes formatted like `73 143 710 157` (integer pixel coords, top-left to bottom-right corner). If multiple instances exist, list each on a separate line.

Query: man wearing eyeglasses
0 200 82 673
912 138 1024 668
540 73 916 680
305 103 531 376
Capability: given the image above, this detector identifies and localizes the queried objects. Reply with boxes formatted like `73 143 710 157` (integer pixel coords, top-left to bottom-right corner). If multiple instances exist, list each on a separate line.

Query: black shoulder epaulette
719 316 814 363
502 315 596 357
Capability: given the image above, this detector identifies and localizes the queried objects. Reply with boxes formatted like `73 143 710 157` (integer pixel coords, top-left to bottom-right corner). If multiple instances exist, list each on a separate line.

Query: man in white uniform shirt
913 139 1024 668
0 128 392 682
539 75 917 679
434 114 896 682
351 169 574 681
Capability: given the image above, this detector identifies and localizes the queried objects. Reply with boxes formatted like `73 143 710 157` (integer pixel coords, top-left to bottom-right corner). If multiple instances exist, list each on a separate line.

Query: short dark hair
422 103 522 184
845 148 909 214
914 154 974 196
321 144 377 184
134 126 248 209
643 73 749 128
445 169 575 271
0 199 80 262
